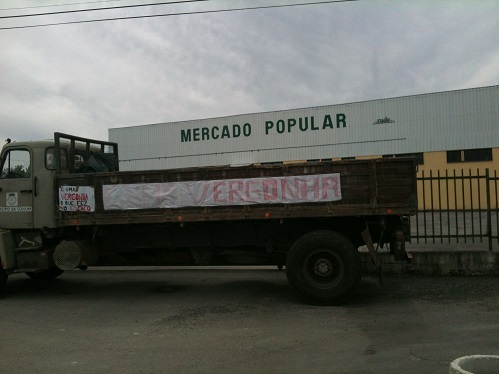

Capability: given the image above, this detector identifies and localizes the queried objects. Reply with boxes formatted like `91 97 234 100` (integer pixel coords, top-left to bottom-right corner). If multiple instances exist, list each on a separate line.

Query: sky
0 0 498 144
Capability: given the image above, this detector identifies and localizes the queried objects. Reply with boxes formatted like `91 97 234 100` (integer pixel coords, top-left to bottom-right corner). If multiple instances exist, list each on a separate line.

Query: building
110 85 498 171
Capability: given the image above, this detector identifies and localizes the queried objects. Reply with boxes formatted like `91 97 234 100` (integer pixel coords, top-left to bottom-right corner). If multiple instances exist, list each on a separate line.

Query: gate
411 169 499 250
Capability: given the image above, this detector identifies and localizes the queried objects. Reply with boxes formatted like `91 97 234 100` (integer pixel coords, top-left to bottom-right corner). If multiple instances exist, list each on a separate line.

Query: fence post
486 169 492 251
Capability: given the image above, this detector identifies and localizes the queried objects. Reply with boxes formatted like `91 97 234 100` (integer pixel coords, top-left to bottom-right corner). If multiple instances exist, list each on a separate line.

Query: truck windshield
0 149 31 178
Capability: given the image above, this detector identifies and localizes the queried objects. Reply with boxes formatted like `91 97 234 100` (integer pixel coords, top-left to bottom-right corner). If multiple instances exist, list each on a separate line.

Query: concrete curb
449 355 499 374
361 245 499 276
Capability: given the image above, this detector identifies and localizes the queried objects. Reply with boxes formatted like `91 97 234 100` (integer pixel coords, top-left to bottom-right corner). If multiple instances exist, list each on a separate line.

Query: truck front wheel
26 267 64 280
286 230 362 305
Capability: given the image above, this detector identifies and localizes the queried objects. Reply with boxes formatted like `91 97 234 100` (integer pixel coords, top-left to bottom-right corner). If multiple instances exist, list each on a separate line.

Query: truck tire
26 267 64 280
286 230 362 305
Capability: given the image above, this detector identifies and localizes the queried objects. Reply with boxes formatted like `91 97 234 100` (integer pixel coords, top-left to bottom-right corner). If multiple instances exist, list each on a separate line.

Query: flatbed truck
0 133 416 304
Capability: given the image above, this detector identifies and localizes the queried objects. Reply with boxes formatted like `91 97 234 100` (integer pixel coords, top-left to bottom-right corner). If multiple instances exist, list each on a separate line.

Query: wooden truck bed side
55 158 417 227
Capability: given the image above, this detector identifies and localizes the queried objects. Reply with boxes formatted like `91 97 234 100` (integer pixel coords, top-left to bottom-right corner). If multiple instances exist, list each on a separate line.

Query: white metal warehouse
109 85 498 171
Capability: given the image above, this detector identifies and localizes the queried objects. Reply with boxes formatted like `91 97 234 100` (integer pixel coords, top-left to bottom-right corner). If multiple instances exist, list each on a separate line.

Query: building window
463 148 492 162
383 153 424 165
307 159 334 162
446 150 461 163
447 148 492 163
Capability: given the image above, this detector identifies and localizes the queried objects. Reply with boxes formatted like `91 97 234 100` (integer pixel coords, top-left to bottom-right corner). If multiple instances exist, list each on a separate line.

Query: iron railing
411 169 498 250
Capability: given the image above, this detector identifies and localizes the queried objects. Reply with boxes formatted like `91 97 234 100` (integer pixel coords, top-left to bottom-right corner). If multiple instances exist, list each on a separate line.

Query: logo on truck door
0 192 32 212
6 192 17 206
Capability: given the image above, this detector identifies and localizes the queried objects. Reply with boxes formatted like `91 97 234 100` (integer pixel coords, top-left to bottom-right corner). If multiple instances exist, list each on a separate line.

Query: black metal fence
411 169 499 250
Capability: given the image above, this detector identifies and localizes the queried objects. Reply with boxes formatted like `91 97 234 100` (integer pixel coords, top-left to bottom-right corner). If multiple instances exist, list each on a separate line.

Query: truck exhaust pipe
53 240 98 271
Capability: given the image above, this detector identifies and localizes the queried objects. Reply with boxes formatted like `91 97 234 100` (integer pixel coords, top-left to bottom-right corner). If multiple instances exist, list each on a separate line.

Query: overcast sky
1 0 498 144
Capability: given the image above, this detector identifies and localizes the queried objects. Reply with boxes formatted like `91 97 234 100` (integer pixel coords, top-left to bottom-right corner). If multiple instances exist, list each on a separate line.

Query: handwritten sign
59 186 95 212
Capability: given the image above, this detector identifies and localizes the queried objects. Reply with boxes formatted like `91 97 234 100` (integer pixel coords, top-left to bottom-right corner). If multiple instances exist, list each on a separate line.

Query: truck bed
55 158 417 227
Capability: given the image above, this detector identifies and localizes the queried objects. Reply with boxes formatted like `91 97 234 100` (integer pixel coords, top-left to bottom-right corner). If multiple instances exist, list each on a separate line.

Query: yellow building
411 149 498 210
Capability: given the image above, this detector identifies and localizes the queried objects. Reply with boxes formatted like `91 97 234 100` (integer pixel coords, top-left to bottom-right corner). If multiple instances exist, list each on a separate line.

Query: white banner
59 186 96 212
103 173 341 210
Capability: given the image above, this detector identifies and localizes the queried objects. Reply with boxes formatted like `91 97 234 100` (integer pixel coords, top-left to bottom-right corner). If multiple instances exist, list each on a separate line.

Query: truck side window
0 149 31 178
46 147 68 170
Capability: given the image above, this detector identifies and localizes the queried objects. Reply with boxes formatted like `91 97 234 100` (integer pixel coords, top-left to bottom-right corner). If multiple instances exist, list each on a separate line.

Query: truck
0 133 417 305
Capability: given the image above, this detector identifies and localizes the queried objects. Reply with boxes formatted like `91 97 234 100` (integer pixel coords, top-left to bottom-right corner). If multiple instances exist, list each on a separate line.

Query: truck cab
0 134 118 284
0 139 62 230
0 139 59 285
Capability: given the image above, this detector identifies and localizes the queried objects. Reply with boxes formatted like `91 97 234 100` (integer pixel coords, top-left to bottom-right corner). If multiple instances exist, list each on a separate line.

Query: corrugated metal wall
109 85 498 171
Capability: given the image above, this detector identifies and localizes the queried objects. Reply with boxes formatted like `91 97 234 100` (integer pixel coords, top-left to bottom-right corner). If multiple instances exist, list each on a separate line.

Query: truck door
0 147 34 229
33 145 68 229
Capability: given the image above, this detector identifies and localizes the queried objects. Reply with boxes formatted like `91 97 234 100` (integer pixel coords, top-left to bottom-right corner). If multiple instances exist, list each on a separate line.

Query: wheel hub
314 258 333 277
303 249 344 289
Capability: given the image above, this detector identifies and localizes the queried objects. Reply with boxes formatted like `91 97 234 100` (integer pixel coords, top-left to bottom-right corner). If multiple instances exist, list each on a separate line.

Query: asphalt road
1 268 498 374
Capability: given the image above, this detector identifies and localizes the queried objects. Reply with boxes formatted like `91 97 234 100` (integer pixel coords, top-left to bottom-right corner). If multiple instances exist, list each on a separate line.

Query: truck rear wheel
286 230 361 305
26 267 64 280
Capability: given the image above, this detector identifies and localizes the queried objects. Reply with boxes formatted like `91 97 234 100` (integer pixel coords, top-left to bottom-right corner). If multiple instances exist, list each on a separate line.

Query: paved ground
1 268 498 374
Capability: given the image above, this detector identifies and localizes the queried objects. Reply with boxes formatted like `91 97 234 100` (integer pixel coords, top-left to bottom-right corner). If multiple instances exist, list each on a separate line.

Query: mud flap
391 230 409 262
0 229 16 270
361 228 383 285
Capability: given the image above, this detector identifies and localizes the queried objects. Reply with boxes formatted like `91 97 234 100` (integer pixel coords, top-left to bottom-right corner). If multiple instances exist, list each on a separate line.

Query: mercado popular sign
102 173 342 210
180 113 347 143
